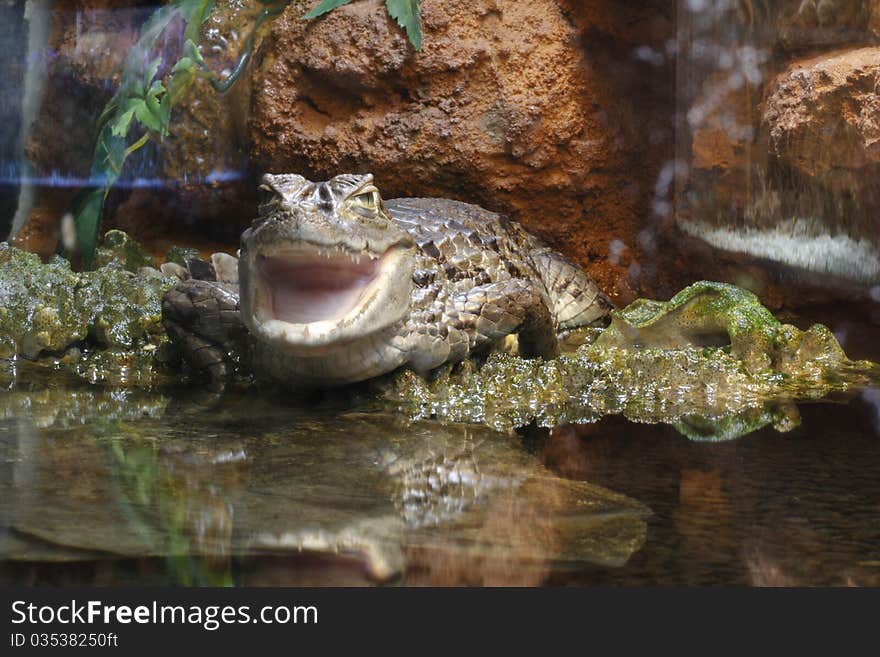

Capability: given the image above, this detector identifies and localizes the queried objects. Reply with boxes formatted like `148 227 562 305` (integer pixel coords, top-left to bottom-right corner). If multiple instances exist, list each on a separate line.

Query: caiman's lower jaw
241 243 413 349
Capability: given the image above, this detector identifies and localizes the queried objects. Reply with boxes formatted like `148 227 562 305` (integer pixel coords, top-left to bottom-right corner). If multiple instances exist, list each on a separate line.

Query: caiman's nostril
317 185 333 209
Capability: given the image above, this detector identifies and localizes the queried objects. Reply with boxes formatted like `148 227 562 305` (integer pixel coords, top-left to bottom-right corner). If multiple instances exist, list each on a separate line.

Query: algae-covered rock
77 266 169 350
597 281 785 373
0 236 177 381
165 245 200 267
93 229 155 272
596 281 853 379
386 281 879 433
0 245 89 359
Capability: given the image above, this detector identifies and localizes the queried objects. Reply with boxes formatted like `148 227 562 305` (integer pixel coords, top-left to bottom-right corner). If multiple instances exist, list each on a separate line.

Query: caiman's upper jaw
241 241 414 349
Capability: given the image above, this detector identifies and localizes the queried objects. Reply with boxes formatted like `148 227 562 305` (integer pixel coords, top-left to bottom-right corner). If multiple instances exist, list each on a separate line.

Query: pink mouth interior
257 252 381 324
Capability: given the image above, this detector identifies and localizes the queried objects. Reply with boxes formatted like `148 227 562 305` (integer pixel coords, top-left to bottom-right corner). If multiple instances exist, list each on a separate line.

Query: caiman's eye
348 189 382 217
258 184 281 209
352 191 378 209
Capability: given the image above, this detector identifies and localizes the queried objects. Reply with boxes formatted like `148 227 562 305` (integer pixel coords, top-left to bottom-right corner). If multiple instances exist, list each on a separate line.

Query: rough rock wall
764 47 880 196
249 0 675 302
17 0 676 303
24 0 148 178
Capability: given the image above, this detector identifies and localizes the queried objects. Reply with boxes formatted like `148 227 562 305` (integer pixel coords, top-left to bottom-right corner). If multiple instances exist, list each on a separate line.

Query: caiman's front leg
451 279 559 359
407 280 558 375
162 259 247 380
465 279 559 358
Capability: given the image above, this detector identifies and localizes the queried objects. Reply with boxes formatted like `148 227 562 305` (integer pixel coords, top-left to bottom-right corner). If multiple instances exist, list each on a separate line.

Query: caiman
162 173 611 385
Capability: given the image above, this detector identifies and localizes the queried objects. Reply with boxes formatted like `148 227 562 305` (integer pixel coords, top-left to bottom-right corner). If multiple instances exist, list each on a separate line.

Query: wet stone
0 235 178 384
384 281 880 433
93 229 155 272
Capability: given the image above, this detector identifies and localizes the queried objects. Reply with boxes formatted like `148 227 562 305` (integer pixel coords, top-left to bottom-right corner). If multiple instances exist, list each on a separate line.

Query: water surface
1 311 879 587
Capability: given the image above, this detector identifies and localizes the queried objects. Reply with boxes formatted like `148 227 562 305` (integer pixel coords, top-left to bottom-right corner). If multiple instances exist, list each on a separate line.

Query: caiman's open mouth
257 250 382 324
241 242 414 349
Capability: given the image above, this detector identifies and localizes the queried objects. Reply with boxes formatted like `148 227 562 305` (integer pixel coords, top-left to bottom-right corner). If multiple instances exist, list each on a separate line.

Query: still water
2 311 878 587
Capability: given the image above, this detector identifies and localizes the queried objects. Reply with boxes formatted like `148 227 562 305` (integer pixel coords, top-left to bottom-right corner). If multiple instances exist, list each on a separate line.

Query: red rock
249 0 675 300
762 47 880 188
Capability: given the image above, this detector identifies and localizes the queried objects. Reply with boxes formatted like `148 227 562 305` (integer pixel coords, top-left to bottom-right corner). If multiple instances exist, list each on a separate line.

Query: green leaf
145 81 167 124
72 189 105 267
138 57 162 96
92 124 125 183
386 0 422 50
172 56 195 75
182 0 216 42
147 79 166 97
157 98 172 132
183 37 205 65
134 100 162 133
110 107 137 138
145 95 166 135
165 70 192 106
302 0 352 20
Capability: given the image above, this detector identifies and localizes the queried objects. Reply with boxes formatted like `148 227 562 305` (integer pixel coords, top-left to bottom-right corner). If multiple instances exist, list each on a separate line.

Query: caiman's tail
533 250 614 330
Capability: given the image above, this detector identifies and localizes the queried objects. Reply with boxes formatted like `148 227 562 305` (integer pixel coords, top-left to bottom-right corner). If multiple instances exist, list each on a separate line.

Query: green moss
597 281 782 372
93 229 155 272
0 236 177 382
386 282 880 434
0 244 89 359
2 255 877 439
78 266 172 350
165 245 200 267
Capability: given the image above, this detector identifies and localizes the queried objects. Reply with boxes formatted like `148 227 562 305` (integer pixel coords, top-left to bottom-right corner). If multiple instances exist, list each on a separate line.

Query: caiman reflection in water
0 373 648 586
